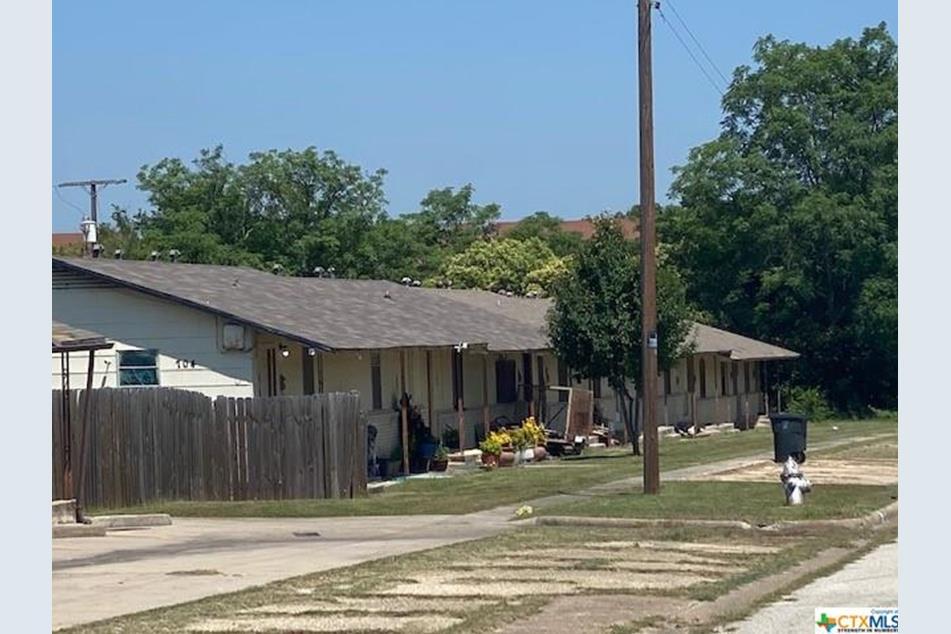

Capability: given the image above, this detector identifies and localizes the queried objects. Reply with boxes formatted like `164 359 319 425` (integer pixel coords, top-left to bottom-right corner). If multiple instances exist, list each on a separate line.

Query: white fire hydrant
780 456 812 505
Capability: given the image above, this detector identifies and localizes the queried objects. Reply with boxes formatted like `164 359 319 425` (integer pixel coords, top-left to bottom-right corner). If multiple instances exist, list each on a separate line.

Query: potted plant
522 416 548 461
511 427 534 464
478 434 502 467
431 444 450 472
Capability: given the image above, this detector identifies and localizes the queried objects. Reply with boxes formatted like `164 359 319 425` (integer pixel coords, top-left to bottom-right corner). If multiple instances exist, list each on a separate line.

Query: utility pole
638 0 660 495
57 178 127 256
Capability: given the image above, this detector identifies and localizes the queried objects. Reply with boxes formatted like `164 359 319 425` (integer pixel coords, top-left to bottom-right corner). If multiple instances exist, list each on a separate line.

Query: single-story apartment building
52 256 798 456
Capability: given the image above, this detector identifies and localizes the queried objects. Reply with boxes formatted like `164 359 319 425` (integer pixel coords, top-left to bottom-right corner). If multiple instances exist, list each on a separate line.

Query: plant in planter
478 435 502 467
431 444 450 472
522 416 548 461
510 427 534 463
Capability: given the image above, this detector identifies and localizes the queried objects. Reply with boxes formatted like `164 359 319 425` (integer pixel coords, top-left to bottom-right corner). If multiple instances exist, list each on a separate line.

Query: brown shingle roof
52 258 549 352
52 257 797 360
52 320 113 352
494 217 639 240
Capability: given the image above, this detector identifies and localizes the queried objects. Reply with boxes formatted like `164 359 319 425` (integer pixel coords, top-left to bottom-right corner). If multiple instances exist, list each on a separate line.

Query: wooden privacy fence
52 388 366 508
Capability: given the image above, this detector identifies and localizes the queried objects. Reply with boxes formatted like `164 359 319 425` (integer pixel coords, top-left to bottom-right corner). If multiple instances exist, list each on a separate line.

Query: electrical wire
53 185 87 216
664 0 731 87
656 5 725 96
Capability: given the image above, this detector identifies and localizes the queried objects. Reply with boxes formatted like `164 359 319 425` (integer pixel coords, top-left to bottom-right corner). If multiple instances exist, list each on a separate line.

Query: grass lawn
539 481 897 525
63 523 891 634
92 418 896 518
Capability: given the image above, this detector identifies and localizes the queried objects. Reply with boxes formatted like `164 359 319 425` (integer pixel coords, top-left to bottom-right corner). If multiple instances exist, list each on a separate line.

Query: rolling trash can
769 413 807 463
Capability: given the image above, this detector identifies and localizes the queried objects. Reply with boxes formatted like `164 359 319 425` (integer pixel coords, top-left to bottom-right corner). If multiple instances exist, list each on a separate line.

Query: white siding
53 285 254 398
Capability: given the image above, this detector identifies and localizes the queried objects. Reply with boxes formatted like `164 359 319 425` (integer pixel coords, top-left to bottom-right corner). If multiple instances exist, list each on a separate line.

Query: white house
53 256 799 457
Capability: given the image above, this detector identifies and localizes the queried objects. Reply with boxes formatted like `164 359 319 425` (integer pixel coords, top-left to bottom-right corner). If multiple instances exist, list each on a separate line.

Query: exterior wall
53 282 254 398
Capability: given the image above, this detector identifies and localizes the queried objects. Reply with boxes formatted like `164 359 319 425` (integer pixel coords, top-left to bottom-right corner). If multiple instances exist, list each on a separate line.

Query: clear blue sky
52 0 896 232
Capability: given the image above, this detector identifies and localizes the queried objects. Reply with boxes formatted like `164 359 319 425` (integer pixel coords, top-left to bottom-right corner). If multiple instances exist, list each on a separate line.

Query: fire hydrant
780 456 812 505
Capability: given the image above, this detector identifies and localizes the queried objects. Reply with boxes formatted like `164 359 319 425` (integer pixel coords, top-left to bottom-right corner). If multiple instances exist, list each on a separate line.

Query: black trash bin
770 413 807 463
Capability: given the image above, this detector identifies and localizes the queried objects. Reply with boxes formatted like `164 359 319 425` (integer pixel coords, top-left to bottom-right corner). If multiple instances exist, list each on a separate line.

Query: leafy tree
434 237 566 295
548 217 695 454
112 145 388 275
505 211 584 257
661 24 897 411
402 184 500 254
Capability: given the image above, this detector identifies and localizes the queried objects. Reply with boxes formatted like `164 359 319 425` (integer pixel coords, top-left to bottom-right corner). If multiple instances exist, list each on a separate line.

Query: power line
656 5 724 96
53 185 86 216
665 0 731 87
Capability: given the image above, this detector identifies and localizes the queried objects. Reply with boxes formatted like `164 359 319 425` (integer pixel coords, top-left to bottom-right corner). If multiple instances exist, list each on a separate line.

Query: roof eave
53 257 335 352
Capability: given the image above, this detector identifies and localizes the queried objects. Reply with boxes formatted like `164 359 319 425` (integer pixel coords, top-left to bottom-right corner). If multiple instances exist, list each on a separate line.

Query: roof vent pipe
168 249 181 262
113 249 123 260
149 250 160 261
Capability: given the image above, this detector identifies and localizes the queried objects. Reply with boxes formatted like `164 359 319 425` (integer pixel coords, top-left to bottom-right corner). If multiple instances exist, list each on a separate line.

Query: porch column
482 354 490 439
400 350 409 475
426 350 434 430
456 347 465 452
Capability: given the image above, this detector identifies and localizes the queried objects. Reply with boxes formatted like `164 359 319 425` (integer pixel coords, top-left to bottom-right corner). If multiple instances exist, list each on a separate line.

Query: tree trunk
615 386 637 455
621 384 641 456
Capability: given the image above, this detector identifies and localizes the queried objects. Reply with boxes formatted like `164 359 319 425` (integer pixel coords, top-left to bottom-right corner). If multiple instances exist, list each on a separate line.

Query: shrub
786 386 834 421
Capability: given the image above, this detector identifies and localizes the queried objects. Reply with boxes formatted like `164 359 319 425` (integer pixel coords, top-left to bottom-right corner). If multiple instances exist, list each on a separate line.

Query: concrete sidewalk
723 541 898 634
53 514 511 630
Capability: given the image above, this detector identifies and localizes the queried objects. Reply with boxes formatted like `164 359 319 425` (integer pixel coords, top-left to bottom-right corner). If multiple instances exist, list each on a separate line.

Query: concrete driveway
53 513 513 630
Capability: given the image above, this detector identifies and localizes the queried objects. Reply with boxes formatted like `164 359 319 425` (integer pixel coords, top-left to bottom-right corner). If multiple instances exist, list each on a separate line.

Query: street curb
53 524 107 539
88 514 173 529
534 501 897 533
534 516 754 530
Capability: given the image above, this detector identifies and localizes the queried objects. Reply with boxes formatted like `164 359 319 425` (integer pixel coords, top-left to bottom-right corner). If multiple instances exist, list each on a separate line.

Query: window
118 349 159 386
370 351 382 410
721 362 728 396
744 362 751 394
496 358 517 403
699 358 707 398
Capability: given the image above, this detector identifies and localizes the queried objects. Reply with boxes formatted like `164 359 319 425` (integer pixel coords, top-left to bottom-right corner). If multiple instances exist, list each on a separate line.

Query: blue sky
52 0 896 232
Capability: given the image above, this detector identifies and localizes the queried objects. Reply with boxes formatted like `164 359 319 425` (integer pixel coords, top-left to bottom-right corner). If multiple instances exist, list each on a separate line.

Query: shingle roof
52 258 549 351
52 320 113 352
688 323 799 361
52 257 798 360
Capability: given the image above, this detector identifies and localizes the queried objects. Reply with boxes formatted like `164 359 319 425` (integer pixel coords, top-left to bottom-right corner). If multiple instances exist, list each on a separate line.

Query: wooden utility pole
638 0 660 495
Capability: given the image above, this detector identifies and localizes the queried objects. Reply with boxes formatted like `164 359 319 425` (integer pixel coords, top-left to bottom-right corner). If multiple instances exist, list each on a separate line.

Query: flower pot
520 448 535 463
533 446 548 462
499 450 516 467
481 452 499 467
431 458 449 472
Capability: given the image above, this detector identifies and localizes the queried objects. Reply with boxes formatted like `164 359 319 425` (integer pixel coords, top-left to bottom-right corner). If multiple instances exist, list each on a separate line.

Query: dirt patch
451 568 717 590
239 597 495 615
496 548 737 565
188 614 462 632
584 540 782 555
447 560 729 574
377 580 578 597
496 594 693 634
706 458 897 485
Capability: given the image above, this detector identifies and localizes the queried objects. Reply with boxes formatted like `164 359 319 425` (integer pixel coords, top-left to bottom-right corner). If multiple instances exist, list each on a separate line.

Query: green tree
661 24 897 411
434 237 566 295
548 217 695 454
117 145 388 275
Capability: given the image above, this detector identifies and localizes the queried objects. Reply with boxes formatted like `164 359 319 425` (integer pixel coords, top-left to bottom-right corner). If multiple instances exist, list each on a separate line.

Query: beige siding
53 285 254 398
